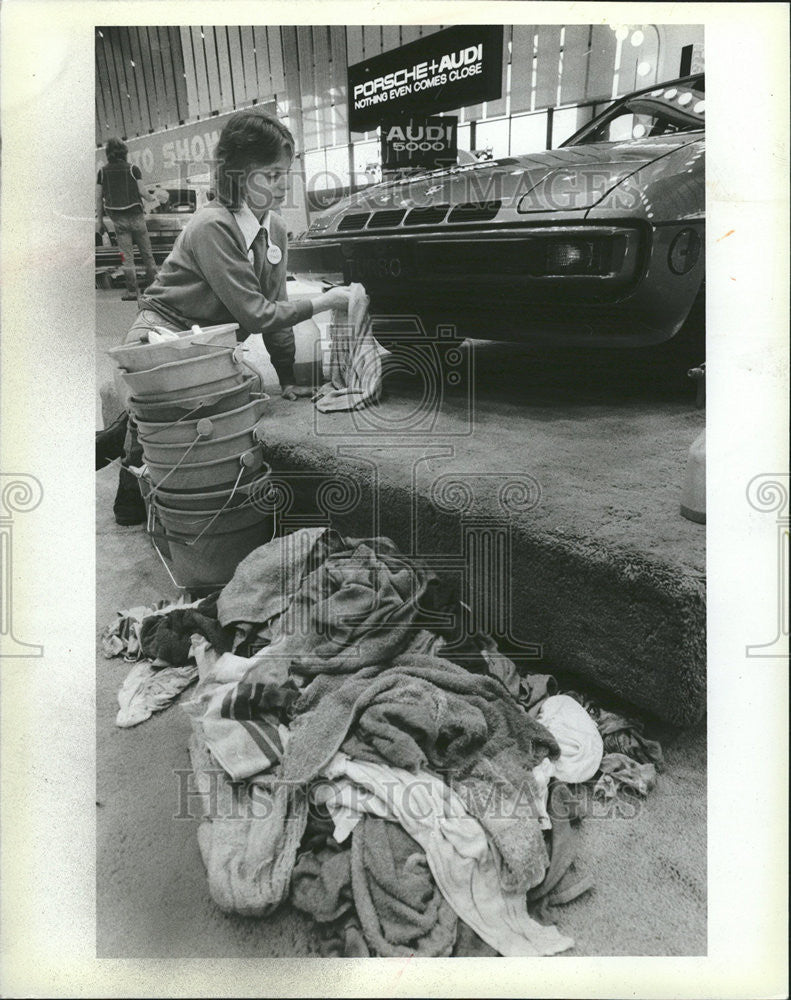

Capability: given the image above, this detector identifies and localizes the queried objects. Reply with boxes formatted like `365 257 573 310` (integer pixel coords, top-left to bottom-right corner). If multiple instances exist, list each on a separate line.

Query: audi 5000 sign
380 117 458 170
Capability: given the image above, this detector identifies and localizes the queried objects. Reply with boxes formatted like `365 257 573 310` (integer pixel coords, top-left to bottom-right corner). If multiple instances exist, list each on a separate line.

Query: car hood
312 133 702 226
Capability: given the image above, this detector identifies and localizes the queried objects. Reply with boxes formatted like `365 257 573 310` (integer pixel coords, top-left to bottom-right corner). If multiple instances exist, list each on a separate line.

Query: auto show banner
348 24 504 132
380 116 458 170
93 100 310 233
93 103 278 185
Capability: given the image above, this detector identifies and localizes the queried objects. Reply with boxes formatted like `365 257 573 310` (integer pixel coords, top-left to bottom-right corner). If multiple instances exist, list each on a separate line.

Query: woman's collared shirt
140 201 313 338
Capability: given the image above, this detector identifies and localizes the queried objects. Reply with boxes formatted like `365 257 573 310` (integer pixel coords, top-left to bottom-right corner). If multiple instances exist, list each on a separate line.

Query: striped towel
198 682 289 781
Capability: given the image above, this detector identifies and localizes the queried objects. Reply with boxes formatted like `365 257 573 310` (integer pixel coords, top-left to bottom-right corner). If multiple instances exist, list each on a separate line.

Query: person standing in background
96 138 158 301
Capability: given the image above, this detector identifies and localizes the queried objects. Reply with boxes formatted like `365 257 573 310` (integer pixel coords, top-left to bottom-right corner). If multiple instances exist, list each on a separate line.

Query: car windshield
567 80 705 146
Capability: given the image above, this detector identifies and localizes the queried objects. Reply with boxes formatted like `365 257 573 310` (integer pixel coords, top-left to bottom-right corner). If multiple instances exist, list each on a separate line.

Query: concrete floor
96 288 707 957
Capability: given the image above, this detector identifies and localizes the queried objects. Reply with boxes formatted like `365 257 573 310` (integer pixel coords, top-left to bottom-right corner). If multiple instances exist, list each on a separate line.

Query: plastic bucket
153 494 269 536
145 442 266 490
140 419 265 466
121 348 243 398
149 506 275 589
135 395 269 443
108 323 239 373
148 466 272 512
128 374 257 423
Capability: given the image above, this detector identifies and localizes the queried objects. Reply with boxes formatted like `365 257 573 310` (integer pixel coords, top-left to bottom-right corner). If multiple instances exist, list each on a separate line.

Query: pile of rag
103 526 666 956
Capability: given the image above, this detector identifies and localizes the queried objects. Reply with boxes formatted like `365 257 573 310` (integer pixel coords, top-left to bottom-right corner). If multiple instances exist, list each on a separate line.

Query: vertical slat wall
329 26 349 142
510 25 538 113
96 24 689 147
559 24 591 106
587 24 619 103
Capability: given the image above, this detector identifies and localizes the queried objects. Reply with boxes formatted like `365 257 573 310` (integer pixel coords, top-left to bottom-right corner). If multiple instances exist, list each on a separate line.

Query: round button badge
266 244 282 265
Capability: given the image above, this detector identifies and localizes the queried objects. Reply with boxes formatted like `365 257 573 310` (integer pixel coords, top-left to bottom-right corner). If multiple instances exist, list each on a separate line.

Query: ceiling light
664 88 678 100
637 62 651 77
693 100 705 114
677 92 692 106
630 30 644 46
614 26 629 42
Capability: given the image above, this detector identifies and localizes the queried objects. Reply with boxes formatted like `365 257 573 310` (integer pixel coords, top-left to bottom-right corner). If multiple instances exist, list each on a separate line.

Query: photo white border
1 2 788 997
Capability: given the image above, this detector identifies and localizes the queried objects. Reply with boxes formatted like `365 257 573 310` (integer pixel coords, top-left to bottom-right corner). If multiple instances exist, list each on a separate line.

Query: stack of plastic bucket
109 323 275 590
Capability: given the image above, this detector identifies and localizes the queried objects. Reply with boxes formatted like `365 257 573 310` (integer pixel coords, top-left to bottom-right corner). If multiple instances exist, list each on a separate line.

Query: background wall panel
362 25 382 59
381 25 401 53
559 24 590 106
147 27 168 128
280 26 303 145
252 26 272 100
240 27 258 103
166 26 190 122
188 27 212 116
135 26 161 132
127 27 153 132
485 23 511 118
312 26 334 146
534 25 562 110
329 27 348 140
160 28 185 124
201 26 224 112
296 26 319 150
177 27 199 121
346 26 364 66
510 24 537 113
586 24 618 102
266 26 286 102
212 26 236 111
96 32 126 140
226 26 248 108
121 28 147 135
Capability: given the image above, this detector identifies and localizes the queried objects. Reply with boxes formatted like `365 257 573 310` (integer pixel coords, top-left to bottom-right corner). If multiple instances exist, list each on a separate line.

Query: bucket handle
146 426 212 490
233 345 265 396
150 448 261 545
180 450 265 546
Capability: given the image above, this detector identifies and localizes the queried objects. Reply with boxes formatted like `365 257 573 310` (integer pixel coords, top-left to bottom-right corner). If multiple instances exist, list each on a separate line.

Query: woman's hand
313 286 352 314
281 384 314 401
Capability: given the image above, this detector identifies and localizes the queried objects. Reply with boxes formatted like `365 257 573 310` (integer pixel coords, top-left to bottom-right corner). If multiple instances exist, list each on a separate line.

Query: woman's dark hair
214 109 295 208
105 137 129 163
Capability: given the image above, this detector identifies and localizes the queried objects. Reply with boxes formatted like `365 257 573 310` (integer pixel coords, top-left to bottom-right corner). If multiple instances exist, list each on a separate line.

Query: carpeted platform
244 362 706 726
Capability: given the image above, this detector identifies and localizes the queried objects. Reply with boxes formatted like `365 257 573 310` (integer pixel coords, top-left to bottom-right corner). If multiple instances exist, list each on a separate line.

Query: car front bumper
287 222 704 346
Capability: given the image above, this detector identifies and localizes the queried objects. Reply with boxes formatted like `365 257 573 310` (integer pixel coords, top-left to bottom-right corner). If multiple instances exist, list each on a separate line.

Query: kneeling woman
113 108 351 524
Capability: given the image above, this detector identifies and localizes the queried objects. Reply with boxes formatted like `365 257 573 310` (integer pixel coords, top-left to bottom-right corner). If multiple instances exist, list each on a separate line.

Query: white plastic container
680 429 705 524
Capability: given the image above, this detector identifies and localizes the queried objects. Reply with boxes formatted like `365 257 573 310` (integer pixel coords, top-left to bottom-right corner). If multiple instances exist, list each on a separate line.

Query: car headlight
307 217 332 234
668 228 702 274
543 239 601 275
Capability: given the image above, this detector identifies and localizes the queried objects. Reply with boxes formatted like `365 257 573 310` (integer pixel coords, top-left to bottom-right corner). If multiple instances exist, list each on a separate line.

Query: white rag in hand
314 282 382 412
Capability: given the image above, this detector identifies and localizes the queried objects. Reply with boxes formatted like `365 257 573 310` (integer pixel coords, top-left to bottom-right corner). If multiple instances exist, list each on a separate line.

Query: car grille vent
447 201 502 223
404 206 450 226
368 209 407 228
337 213 371 231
